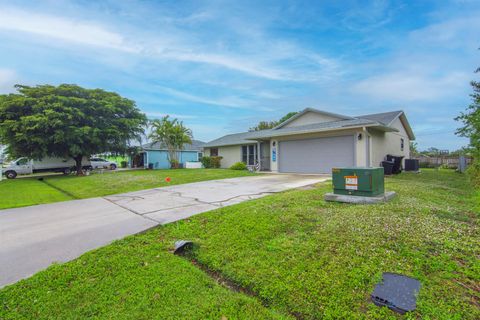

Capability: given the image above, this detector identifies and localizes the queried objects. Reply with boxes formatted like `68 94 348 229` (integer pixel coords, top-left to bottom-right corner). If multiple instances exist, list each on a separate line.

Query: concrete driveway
0 174 327 288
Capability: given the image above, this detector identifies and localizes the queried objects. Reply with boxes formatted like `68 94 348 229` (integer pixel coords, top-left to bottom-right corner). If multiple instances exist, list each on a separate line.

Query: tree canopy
456 65 480 154
0 84 147 173
249 111 298 131
456 61 480 184
148 116 192 168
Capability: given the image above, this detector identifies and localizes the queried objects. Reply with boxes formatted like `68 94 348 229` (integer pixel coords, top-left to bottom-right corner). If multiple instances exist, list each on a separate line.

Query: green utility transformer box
332 167 385 197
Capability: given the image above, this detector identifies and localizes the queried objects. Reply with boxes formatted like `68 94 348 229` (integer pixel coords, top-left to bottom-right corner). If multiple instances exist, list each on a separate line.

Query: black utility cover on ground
371 273 421 314
173 240 193 255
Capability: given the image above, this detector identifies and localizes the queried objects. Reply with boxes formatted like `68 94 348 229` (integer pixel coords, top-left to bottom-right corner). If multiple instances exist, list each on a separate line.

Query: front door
260 142 270 171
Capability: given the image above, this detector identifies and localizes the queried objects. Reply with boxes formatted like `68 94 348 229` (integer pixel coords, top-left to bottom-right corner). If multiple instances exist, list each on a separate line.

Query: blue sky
0 0 478 150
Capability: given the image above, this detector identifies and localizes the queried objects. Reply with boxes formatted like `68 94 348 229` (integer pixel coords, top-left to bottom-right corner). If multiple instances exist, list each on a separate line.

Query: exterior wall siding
368 117 410 167
178 151 199 163
146 150 200 169
147 150 170 169
204 145 242 168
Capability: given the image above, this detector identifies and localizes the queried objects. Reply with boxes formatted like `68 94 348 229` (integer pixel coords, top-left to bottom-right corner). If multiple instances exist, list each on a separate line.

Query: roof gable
356 110 403 126
357 110 415 140
274 108 352 129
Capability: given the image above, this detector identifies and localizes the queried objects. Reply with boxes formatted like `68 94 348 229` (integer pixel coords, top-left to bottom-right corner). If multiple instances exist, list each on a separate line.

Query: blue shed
133 140 205 169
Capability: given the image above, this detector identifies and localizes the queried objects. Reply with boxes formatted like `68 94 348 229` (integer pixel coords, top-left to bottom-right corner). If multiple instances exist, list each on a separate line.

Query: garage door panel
278 135 354 173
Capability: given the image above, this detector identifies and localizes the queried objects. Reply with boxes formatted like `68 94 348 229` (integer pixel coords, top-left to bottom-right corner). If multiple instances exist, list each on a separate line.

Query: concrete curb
324 191 397 204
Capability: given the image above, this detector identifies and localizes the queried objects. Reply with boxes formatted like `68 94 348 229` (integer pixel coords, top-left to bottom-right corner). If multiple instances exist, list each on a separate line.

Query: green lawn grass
0 169 254 209
1 169 478 319
0 178 72 210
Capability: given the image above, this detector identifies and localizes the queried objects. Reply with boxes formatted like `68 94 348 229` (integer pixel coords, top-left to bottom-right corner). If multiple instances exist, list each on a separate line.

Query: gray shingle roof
203 131 271 147
357 111 403 126
252 118 379 139
203 118 392 147
203 109 406 148
142 139 205 151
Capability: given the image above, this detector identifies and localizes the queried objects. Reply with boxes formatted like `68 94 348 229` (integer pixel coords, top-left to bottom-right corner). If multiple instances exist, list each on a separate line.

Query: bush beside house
230 162 247 170
201 156 223 168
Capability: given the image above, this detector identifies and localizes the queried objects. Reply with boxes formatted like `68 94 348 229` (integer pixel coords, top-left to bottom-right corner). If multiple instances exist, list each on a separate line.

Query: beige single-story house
203 108 415 174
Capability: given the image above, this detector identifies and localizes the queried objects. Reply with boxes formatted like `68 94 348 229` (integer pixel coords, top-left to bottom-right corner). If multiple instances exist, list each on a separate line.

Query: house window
197 152 203 161
210 148 218 156
248 145 255 165
400 138 404 151
241 144 257 165
242 146 248 163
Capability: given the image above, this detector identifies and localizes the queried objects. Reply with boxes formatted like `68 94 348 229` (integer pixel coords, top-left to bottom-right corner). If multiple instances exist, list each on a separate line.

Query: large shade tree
148 116 192 168
0 84 147 174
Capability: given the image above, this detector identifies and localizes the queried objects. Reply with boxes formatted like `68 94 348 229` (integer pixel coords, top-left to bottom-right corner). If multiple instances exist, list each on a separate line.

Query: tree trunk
74 155 84 176
168 147 178 168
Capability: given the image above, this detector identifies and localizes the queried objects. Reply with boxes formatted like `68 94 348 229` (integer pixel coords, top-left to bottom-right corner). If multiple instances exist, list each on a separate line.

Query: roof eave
203 141 257 148
143 148 202 152
245 124 385 140
399 113 416 140
386 111 415 140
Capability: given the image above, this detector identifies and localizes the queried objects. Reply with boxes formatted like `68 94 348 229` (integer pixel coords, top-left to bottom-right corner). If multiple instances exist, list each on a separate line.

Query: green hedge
229 162 247 170
201 156 223 168
467 158 480 187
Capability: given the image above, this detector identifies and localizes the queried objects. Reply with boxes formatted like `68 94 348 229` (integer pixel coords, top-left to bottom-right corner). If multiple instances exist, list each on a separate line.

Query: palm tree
148 116 192 168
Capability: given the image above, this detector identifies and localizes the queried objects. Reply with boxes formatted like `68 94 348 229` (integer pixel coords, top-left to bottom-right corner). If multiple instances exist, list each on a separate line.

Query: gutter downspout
362 126 371 167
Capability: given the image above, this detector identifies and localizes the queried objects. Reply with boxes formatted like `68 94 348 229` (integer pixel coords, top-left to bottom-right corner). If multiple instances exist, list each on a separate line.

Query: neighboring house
203 108 415 174
131 140 205 169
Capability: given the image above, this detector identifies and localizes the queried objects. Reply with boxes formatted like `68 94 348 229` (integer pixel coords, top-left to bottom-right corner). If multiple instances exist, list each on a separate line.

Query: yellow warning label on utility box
344 175 358 190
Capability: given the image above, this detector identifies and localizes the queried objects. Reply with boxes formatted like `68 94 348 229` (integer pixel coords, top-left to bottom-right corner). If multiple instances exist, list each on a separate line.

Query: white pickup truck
2 156 92 179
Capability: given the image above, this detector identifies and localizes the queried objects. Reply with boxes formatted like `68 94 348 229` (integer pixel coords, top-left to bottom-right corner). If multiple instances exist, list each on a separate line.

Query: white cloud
187 123 229 141
340 0 395 32
352 71 470 102
409 15 480 49
0 7 138 52
155 85 254 109
0 6 341 82
0 69 18 93
159 51 286 81
144 111 198 119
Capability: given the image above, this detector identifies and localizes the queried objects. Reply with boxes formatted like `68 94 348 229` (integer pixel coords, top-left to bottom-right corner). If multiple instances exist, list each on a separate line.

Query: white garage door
278 135 355 174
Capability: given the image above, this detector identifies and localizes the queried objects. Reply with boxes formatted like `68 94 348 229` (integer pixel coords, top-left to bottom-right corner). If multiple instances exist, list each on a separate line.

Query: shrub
120 161 128 168
466 158 480 187
230 162 247 170
211 156 222 168
201 156 223 168
170 159 179 169
201 156 212 168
